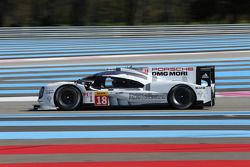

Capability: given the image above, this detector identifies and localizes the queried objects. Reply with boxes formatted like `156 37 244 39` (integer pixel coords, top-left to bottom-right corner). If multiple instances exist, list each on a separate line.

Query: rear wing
196 66 215 106
196 66 215 87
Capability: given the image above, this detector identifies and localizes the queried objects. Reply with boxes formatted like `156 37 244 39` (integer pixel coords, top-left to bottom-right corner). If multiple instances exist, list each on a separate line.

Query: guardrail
0 24 250 39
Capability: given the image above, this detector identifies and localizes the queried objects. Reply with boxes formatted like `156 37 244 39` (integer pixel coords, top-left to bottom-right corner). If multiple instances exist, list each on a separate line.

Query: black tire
168 84 196 109
54 85 82 110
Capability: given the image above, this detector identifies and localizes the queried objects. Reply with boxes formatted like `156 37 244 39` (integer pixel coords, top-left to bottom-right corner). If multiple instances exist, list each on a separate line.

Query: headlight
39 86 44 99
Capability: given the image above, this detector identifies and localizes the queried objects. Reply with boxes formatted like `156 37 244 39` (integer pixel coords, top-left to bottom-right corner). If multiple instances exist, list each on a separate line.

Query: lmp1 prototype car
34 66 215 110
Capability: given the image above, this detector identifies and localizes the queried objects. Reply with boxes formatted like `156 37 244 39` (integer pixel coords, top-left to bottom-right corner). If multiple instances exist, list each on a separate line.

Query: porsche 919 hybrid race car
34 66 215 110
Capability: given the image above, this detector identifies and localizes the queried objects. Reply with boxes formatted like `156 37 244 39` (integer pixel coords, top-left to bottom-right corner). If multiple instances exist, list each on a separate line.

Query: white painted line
57 50 250 60
1 111 250 118
0 96 37 102
0 57 69 63
1 50 250 63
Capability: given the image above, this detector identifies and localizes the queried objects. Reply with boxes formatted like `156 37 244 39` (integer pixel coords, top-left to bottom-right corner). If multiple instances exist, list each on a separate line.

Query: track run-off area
0 103 250 166
0 25 250 166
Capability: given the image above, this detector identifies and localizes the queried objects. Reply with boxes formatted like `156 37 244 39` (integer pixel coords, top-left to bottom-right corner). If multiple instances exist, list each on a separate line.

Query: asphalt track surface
1 50 250 165
0 97 250 164
0 97 249 113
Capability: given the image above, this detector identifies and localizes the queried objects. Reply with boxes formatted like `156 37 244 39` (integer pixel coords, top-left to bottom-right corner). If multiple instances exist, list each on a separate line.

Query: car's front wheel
54 85 82 110
168 84 196 109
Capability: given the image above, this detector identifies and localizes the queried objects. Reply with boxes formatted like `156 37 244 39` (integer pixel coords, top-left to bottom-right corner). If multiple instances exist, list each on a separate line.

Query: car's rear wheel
168 84 196 109
54 85 82 110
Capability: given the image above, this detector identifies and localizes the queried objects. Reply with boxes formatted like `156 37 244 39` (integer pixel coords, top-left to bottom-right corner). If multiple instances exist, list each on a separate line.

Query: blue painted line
0 119 250 126
0 66 106 73
4 46 250 58
2 62 250 74
0 90 38 94
1 111 250 118
216 79 250 83
1 34 250 44
217 65 250 70
0 34 250 45
0 71 95 78
1 46 250 59
216 85 250 89
0 83 45 88
1 70 249 79
5 77 79 82
3 41 250 52
3 39 250 48
2 42 250 55
216 70 250 77
1 56 250 69
6 42 249 53
0 130 250 139
1 35 249 44
2 39 250 52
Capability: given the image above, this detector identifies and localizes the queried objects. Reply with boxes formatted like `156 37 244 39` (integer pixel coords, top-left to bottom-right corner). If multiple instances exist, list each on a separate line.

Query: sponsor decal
95 92 108 96
142 68 149 74
152 71 188 76
151 67 194 76
202 73 209 79
149 67 197 84
129 93 167 103
83 92 92 97
195 86 205 89
94 91 109 106
83 92 93 103
197 91 203 98
152 67 194 71
46 96 51 102
45 90 54 94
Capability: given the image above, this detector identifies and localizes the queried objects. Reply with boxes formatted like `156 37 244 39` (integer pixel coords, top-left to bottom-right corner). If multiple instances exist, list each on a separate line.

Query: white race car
34 66 215 110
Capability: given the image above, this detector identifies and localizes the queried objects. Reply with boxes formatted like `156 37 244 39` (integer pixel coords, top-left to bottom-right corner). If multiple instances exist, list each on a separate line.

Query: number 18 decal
94 92 109 106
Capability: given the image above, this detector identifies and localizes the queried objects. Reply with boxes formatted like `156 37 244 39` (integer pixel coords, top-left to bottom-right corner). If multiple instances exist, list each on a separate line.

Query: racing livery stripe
0 160 250 167
0 144 250 154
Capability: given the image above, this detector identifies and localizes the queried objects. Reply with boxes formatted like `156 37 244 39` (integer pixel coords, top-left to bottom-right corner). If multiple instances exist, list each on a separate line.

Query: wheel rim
60 90 77 106
57 87 81 109
173 87 191 106
170 85 195 109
